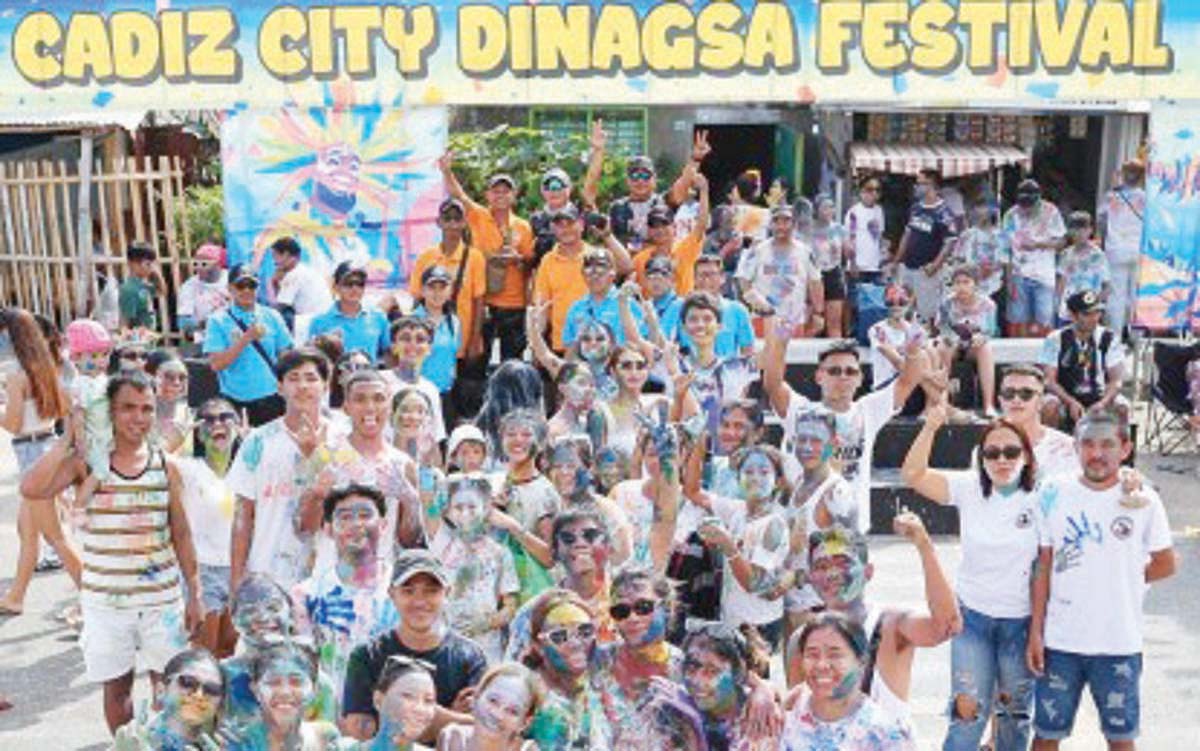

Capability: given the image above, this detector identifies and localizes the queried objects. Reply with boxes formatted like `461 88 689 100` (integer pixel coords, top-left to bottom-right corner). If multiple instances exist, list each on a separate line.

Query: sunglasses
981 445 1024 461
396 334 431 345
999 387 1041 402
582 261 611 271
822 365 860 378
541 622 596 646
174 674 223 699
234 280 258 290
120 351 147 361
610 598 656 621
556 528 604 545
339 278 366 288
199 411 238 425
616 360 648 371
628 170 654 181
543 179 567 191
886 302 909 309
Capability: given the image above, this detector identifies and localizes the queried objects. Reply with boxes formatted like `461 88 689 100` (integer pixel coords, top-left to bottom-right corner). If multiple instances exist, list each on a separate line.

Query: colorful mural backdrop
1138 101 1200 331
0 0 1193 111
222 99 447 287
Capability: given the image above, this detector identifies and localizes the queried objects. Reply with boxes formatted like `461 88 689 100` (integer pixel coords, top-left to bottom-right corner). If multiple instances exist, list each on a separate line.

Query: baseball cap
771 204 795 219
1067 290 1104 314
438 197 466 218
541 167 571 190
229 263 258 285
551 203 580 222
194 243 223 264
421 265 454 285
390 549 450 589
65 319 112 356
487 173 516 189
646 206 673 227
334 259 368 284
626 155 655 175
448 424 487 458
645 255 674 276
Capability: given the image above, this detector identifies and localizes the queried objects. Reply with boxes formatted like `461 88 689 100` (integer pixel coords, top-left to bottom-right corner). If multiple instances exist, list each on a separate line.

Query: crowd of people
0 124 1178 751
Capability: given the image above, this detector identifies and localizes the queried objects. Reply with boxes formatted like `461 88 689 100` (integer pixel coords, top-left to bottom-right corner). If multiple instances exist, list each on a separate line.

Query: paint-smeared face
197 404 238 452
394 392 430 435
446 485 489 541
110 384 156 445
980 426 1026 488
376 671 437 743
73 348 110 375
612 580 666 647
162 659 223 730
577 324 612 363
684 307 718 345
155 361 188 403
793 420 833 470
474 674 533 737
717 407 754 454
1076 422 1129 483
344 381 389 438
594 447 630 492
683 645 739 715
554 519 608 576
500 421 538 465
254 657 314 727
453 442 487 472
279 362 326 411
537 603 595 677
233 590 293 646
737 450 777 501
613 351 650 391
801 626 863 701
330 496 382 557
548 445 585 498
560 369 596 412
808 545 869 608
391 575 445 632
393 325 432 365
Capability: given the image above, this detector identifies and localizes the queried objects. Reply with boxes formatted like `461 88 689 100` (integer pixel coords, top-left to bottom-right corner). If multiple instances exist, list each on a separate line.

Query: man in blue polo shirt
308 260 390 363
562 247 646 347
204 264 293 426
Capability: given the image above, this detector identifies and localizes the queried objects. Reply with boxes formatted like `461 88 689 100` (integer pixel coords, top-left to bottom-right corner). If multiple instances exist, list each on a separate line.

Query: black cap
229 263 258 285
334 260 368 284
438 197 466 218
421 265 454 285
646 206 673 227
487 173 516 189
390 548 449 589
1017 178 1041 195
551 203 580 222
1067 290 1104 314
645 255 674 276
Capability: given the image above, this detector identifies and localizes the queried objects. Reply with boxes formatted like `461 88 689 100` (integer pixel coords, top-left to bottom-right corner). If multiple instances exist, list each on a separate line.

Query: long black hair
476 361 544 456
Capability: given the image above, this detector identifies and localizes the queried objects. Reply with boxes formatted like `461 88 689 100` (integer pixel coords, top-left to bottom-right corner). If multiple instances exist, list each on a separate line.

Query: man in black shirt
340 549 487 743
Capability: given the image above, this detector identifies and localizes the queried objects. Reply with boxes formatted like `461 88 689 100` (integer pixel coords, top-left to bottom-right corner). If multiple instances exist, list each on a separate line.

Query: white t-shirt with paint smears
945 471 1040 619
1035 473 1172 655
781 383 897 533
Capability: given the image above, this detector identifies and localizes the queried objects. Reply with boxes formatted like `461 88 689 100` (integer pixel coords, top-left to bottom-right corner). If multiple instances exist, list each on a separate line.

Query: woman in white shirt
901 395 1039 751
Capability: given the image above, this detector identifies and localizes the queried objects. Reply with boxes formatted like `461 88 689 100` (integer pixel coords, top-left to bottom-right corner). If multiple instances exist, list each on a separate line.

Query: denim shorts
1007 276 1055 327
1034 649 1142 742
13 433 55 474
197 564 232 612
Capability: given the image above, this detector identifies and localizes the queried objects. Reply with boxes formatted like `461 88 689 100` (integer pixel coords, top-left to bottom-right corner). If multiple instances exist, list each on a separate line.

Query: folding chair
1143 340 1199 454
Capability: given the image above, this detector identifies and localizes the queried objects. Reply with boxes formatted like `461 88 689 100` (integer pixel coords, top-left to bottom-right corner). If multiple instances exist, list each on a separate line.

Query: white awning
849 142 1033 178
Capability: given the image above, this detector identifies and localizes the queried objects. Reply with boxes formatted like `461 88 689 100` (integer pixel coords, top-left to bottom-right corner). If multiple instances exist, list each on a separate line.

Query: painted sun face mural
223 80 447 290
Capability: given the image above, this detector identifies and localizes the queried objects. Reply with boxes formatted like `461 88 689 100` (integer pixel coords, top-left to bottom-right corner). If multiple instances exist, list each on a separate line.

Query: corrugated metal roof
0 110 148 133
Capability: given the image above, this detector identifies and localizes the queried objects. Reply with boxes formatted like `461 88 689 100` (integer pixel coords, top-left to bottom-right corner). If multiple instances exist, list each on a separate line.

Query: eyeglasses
174 674 223 699
999 387 1041 402
582 262 611 272
981 445 1024 461
610 598 656 621
199 411 238 425
541 622 596 646
822 365 860 378
616 360 648 371
556 527 604 545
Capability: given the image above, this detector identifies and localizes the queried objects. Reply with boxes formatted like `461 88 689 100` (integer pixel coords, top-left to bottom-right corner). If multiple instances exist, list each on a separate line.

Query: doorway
696 124 778 202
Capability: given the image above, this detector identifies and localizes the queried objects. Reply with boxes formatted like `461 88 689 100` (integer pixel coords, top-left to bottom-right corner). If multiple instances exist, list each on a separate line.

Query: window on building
530 108 647 156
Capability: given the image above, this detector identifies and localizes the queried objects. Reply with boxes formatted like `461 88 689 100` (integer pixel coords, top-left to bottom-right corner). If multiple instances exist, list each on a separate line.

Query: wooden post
76 132 94 317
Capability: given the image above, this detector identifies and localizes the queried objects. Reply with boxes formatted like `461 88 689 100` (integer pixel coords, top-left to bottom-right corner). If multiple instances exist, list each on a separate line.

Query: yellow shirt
465 201 535 309
409 243 487 356
533 244 592 352
633 232 704 296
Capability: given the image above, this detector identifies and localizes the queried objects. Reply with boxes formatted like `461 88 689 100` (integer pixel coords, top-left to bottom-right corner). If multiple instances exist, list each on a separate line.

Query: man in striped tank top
21 371 203 735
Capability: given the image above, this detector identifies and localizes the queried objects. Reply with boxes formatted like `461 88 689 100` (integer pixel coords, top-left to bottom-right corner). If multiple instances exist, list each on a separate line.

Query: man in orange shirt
408 198 487 360
633 171 710 296
438 153 535 363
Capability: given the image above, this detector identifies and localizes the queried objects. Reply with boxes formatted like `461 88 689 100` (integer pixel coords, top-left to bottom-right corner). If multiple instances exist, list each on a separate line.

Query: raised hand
590 119 607 151
437 150 454 173
893 508 930 546
691 129 712 163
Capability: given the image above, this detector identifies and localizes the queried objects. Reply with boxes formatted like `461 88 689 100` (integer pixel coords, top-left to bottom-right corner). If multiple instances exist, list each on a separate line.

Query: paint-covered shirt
950 226 1007 296
1003 201 1065 287
429 526 520 661
527 679 614 751
119 276 158 330
868 319 926 389
846 202 886 272
292 564 398 720
227 417 347 589
735 238 819 320
712 496 790 627
1099 186 1146 265
780 694 916 751
936 292 998 339
175 457 236 567
1056 243 1111 320
489 472 561 604
811 222 849 272
1035 473 1171 654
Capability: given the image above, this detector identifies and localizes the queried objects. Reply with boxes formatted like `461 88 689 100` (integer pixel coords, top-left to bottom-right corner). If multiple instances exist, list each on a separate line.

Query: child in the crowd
385 316 448 444
936 267 999 414
1056 209 1111 324
412 265 463 430
427 473 520 661
868 284 927 391
446 424 488 473
950 204 1007 306
64 319 114 481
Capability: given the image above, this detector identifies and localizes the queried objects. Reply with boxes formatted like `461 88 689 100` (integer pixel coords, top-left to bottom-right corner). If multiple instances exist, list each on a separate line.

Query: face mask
1017 192 1039 208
